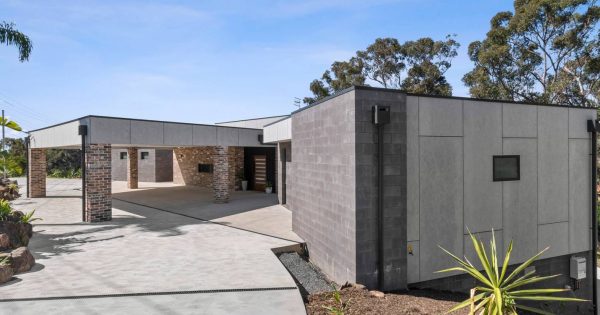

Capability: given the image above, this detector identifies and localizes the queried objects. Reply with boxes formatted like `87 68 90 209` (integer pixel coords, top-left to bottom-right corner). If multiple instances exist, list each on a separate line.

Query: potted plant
237 170 248 191
265 181 273 194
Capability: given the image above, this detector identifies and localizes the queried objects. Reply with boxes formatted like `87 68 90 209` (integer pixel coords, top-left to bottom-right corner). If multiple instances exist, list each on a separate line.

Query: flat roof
28 115 271 149
291 85 597 115
215 115 289 125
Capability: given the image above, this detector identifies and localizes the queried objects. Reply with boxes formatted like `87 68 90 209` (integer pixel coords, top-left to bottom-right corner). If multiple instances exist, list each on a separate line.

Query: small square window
120 152 127 160
198 164 213 173
493 155 520 181
141 152 149 160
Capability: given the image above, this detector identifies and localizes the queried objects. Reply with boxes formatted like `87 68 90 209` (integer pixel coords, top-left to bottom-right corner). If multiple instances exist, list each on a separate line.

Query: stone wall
84 144 112 222
173 146 243 190
28 148 46 198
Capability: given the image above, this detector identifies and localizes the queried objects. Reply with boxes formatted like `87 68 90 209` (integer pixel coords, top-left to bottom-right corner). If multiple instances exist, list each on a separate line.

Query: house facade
264 86 596 307
27 86 596 309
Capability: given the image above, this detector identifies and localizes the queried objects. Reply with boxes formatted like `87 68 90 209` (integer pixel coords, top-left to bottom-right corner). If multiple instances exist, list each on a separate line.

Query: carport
27 115 275 222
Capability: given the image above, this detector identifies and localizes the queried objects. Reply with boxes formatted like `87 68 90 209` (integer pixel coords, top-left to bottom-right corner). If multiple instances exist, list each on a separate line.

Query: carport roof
28 115 270 149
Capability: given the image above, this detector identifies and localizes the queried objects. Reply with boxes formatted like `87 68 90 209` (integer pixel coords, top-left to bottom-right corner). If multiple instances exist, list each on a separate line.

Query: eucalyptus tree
463 0 600 107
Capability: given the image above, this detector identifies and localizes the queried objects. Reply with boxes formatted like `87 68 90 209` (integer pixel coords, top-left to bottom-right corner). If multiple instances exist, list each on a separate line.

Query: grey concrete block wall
354 88 407 290
112 148 173 182
290 90 358 285
406 95 596 284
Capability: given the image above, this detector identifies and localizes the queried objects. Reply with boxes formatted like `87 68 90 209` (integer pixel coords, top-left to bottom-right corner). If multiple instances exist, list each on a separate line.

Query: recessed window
493 155 520 181
141 152 149 160
198 164 213 173
120 152 127 160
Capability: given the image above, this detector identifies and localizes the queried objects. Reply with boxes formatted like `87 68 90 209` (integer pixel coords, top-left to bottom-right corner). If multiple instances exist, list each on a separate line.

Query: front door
253 155 267 191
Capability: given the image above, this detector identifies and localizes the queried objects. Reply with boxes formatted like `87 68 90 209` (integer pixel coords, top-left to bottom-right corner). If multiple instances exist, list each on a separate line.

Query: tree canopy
304 35 459 104
0 22 32 62
463 0 600 107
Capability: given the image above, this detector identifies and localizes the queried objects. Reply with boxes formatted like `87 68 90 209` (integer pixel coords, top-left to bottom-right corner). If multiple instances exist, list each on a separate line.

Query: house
26 86 596 306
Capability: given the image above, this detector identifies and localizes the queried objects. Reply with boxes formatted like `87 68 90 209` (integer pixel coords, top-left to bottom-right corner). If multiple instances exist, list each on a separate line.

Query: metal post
79 125 87 222
2 109 5 179
25 136 29 198
587 119 598 314
377 124 384 290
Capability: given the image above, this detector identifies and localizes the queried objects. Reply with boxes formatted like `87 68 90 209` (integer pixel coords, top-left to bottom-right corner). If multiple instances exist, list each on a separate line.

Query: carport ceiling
28 115 270 149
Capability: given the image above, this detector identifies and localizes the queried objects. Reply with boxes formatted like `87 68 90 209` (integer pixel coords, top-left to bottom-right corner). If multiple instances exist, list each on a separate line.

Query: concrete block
130 120 164 146
418 97 463 136
192 125 217 146
502 138 538 263
164 123 193 146
569 108 596 139
217 127 239 146
407 241 419 284
538 222 569 259
419 137 463 281
538 107 569 224
406 96 419 241
569 139 591 253
502 104 537 138
463 101 502 233
90 117 131 144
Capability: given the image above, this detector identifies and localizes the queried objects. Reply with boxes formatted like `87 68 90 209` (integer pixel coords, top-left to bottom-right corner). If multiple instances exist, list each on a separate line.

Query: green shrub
438 230 586 314
20 209 41 223
0 200 11 220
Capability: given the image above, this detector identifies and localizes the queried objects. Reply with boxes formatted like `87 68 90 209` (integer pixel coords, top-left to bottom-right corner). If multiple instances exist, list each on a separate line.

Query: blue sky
0 0 512 135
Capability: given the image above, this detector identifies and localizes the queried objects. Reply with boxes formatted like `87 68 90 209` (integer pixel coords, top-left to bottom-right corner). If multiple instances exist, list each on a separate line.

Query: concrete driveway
0 179 306 315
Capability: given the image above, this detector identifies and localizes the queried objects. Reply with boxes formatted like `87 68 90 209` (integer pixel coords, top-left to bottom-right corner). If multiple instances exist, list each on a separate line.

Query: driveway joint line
0 287 299 302
112 197 302 244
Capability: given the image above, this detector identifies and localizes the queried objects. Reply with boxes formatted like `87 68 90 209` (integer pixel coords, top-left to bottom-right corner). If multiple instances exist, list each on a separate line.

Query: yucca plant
20 209 41 224
0 199 11 220
438 230 586 314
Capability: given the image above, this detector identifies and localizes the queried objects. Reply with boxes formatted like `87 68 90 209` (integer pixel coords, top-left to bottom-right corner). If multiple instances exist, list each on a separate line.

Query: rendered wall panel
406 96 419 241
217 127 239 146
502 104 537 138
192 125 217 146
463 101 502 233
569 139 591 253
538 222 569 258
164 123 193 146
418 97 462 136
419 137 463 281
569 108 596 139
538 107 569 224
130 120 164 145
502 138 538 263
90 117 131 144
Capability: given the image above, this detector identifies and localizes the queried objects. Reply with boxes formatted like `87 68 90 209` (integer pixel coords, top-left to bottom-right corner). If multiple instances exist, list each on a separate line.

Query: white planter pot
265 187 272 194
241 181 248 191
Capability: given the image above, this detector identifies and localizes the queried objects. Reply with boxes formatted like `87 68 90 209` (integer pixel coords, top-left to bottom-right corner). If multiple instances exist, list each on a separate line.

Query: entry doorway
253 155 267 191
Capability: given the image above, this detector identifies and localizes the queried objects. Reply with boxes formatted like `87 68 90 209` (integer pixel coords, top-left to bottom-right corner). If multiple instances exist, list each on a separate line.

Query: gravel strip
278 252 332 296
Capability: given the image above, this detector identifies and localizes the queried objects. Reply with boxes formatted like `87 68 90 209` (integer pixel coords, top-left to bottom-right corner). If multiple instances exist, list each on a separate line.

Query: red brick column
127 147 138 189
85 144 112 222
28 148 46 198
213 146 229 203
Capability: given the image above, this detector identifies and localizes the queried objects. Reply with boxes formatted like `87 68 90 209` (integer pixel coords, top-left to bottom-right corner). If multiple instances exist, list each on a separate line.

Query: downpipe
587 119 598 314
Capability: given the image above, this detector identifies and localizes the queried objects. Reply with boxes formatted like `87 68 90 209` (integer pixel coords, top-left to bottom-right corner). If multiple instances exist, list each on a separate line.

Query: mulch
305 286 470 315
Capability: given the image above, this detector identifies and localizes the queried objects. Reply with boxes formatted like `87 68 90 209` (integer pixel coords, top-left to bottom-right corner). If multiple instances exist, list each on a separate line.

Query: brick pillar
85 144 112 222
28 148 46 198
127 147 138 189
213 146 229 203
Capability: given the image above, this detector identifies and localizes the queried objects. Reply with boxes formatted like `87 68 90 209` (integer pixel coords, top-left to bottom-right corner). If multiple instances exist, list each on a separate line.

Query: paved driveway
0 179 306 315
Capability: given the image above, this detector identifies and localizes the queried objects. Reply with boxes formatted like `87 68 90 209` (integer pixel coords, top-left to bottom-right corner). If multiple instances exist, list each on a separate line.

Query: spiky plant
438 230 586 314
20 209 41 224
0 199 11 220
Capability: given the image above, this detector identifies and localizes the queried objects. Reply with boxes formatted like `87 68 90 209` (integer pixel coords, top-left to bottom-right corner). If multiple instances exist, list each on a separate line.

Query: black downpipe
372 105 390 290
377 124 385 290
79 125 88 222
588 119 598 314
25 136 29 198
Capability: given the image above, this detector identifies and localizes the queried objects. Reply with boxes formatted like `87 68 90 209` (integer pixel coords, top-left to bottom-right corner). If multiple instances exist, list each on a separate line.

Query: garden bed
306 286 468 315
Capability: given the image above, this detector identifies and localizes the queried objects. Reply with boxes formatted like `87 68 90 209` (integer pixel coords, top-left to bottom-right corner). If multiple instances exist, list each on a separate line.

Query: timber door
253 155 267 191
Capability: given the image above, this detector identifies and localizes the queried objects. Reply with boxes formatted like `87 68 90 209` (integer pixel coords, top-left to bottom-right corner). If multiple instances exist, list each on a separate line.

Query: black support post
79 125 88 222
25 136 29 198
587 119 598 314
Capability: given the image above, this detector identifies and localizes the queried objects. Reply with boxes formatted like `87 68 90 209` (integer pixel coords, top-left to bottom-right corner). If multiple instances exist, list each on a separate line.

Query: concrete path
0 179 306 314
